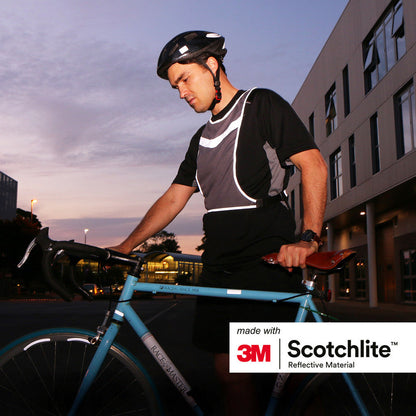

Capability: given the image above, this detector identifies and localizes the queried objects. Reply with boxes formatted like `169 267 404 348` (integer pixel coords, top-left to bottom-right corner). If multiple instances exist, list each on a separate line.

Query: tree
139 230 182 253
0 209 43 296
196 235 206 252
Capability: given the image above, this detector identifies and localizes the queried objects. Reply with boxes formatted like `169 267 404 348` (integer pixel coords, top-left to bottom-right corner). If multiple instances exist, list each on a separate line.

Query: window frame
325 83 337 137
363 0 406 94
348 135 357 188
370 113 381 174
343 65 351 117
395 81 415 159
329 147 343 200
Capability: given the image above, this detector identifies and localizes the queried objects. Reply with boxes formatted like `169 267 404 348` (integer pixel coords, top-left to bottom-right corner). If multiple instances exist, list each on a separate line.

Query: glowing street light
30 199 37 222
84 228 89 244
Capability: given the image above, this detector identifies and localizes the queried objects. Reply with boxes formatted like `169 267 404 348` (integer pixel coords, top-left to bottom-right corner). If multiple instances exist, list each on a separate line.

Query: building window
329 148 343 200
370 113 380 174
309 112 315 137
363 0 406 93
338 265 350 298
395 82 415 158
355 258 368 299
343 65 351 117
402 249 416 302
325 83 337 136
348 135 356 188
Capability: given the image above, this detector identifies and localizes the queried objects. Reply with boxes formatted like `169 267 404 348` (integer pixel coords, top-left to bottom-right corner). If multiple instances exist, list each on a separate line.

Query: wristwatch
300 229 323 247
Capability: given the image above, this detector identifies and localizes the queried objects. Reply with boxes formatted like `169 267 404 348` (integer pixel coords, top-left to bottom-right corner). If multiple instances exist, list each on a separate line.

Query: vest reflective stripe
196 89 257 212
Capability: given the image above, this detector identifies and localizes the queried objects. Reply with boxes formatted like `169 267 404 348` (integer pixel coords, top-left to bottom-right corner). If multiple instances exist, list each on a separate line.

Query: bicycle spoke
0 330 160 415
1 364 38 415
287 373 416 416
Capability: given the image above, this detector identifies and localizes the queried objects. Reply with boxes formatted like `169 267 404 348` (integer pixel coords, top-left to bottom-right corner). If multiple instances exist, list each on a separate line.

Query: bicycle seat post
302 269 319 292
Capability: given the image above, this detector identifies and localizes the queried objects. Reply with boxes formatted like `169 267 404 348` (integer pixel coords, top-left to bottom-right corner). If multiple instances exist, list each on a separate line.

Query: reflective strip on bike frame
142 332 197 408
24 338 51 351
114 309 124 317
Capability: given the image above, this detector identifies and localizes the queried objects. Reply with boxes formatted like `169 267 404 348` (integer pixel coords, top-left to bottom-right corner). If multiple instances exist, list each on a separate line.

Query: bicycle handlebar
19 228 355 302
18 228 142 302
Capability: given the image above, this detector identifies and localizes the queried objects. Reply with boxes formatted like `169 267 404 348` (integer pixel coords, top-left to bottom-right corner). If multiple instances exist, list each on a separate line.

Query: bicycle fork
68 319 122 416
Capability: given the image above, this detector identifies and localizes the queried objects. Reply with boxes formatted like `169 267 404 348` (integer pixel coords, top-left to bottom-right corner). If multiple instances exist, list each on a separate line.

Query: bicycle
0 227 414 415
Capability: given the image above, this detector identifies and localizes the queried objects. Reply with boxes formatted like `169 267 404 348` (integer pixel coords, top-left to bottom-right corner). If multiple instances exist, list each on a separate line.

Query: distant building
289 0 416 305
77 252 203 289
135 252 203 285
0 171 18 221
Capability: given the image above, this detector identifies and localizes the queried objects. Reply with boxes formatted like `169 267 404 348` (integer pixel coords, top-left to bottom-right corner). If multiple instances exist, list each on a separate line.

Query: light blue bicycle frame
68 273 370 416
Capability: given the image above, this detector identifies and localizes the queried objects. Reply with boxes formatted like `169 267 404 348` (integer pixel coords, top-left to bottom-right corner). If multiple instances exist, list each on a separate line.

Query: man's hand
276 241 319 272
107 243 132 255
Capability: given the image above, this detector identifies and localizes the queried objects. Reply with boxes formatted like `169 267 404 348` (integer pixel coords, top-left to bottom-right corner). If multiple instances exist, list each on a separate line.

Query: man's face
167 62 215 113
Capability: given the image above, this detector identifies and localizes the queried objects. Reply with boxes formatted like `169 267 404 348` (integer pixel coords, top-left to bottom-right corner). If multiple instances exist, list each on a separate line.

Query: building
135 252 203 285
288 0 416 306
76 252 202 294
0 171 18 221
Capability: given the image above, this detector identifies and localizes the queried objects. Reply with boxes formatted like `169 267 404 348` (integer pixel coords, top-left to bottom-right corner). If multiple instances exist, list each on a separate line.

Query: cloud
1 14 204 179
1 0 348 253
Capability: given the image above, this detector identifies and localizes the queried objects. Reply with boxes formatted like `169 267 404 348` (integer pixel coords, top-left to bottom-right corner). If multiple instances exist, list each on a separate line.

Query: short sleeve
249 89 317 164
172 125 204 188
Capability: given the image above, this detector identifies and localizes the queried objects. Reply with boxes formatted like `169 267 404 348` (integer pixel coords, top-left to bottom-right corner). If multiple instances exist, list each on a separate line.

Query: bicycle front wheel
0 328 162 416
289 373 416 415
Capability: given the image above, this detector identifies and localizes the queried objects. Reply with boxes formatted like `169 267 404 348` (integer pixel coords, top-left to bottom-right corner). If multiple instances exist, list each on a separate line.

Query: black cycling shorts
192 261 303 353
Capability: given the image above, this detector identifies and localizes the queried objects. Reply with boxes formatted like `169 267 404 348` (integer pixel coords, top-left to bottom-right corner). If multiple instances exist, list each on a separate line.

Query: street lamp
30 199 37 222
84 228 89 244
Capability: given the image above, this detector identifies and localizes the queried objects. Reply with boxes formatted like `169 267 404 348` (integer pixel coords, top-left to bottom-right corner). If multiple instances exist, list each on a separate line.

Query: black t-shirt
173 88 317 268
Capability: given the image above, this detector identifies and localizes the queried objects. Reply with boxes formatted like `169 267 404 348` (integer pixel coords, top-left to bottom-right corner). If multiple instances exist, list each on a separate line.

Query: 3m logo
230 324 280 372
237 344 271 362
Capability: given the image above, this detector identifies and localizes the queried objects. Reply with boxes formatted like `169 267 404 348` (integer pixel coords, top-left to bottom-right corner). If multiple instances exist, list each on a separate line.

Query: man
112 31 327 415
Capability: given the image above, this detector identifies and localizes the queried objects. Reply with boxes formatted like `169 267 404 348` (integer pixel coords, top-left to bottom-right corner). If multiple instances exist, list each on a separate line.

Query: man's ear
206 56 219 73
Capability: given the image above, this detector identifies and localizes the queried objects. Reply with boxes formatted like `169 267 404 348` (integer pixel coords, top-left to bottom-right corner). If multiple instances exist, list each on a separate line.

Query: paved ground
1 296 415 415
322 299 416 322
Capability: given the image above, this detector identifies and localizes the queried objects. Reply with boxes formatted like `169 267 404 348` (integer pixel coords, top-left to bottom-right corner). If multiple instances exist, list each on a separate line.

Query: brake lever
17 236 38 268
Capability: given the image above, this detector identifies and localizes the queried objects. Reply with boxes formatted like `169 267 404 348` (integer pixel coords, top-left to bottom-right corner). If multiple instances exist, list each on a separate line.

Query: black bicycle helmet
157 31 227 80
157 31 227 110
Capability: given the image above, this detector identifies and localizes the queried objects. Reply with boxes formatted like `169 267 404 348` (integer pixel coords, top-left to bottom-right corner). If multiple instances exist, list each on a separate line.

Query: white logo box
229 322 416 373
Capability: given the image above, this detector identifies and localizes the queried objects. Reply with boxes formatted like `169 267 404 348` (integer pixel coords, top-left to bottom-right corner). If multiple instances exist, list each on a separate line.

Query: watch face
301 230 315 241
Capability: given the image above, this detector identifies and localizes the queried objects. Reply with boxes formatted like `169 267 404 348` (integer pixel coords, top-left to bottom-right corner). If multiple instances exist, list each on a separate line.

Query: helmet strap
201 60 222 111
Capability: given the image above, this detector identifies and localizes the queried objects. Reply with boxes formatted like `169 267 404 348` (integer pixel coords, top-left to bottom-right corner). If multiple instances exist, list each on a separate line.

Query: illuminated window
402 249 416 302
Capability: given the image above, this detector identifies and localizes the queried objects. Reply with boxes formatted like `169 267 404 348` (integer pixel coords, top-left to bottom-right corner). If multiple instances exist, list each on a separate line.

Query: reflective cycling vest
196 88 287 213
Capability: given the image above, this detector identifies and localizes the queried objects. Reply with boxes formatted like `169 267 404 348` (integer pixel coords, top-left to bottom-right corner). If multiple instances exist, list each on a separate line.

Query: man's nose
178 85 188 100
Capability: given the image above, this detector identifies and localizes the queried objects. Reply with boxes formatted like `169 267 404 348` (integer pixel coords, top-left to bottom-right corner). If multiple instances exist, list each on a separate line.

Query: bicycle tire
0 328 163 416
288 373 416 416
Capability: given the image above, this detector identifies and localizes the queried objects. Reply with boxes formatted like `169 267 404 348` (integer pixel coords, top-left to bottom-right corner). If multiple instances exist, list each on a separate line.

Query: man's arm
110 183 196 254
277 148 328 270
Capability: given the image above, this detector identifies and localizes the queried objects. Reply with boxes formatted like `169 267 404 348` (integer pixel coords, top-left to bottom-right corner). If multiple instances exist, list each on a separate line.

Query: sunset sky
1 0 348 254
